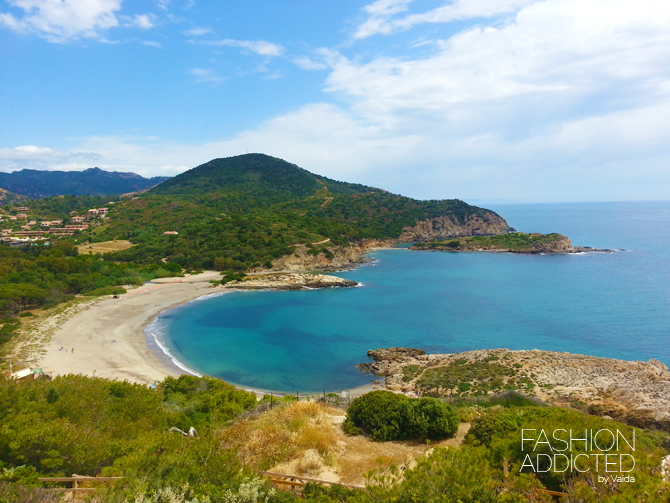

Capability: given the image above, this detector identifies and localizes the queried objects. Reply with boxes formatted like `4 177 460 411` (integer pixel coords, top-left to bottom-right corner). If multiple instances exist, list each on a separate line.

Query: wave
144 316 203 377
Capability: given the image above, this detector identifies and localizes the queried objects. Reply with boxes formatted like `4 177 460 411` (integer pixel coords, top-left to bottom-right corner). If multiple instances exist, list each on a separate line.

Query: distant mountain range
0 167 170 199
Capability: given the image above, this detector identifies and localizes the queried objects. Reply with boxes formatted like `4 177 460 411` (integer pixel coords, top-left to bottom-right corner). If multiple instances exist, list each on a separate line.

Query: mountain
151 153 383 207
0 167 170 198
95 153 513 270
0 187 28 205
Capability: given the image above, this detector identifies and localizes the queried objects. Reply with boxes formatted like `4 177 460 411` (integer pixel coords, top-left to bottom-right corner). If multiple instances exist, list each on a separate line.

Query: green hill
91 154 511 270
152 153 381 202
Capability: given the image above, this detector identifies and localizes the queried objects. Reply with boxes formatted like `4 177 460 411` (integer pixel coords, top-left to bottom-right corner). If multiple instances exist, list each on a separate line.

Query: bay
148 201 670 392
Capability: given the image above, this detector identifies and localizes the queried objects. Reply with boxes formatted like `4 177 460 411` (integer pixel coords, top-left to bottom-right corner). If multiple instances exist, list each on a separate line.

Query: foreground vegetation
0 375 667 502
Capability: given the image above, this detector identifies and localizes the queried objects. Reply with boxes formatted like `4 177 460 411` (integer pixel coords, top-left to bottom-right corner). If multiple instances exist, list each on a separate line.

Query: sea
145 201 670 393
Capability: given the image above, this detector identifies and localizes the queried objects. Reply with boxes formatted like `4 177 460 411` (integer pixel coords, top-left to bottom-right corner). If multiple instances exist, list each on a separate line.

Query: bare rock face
263 240 394 273
398 213 513 242
361 347 427 375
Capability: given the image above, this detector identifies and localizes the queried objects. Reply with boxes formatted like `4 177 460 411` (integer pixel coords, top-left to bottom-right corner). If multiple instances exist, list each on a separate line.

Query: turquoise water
149 201 670 392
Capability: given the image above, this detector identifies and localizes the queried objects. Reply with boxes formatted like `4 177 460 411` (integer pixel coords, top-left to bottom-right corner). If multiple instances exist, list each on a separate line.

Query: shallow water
147 201 670 392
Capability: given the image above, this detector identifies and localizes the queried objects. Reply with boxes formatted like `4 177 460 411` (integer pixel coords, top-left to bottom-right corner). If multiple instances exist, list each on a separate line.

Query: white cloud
354 0 537 39
183 27 210 36
129 13 154 29
142 40 162 48
0 0 122 43
292 56 328 71
188 68 224 85
0 145 101 171
327 0 670 125
191 38 284 57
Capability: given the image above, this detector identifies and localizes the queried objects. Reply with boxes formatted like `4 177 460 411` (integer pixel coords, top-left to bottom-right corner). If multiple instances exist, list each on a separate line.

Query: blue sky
1 0 669 203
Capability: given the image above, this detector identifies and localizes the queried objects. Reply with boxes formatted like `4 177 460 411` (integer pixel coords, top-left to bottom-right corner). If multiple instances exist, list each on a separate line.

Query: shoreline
34 269 376 396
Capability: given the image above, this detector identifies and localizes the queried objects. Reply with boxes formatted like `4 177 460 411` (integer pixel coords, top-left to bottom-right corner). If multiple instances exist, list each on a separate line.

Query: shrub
346 390 458 441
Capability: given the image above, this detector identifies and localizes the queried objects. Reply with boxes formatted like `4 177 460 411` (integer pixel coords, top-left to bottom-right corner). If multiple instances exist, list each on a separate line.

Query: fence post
270 392 273 409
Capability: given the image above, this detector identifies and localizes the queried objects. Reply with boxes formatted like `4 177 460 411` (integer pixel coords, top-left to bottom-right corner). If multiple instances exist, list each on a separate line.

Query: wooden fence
37 476 122 493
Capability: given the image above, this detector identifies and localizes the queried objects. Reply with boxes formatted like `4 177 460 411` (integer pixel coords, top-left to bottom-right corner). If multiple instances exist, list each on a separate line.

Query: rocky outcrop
262 240 395 273
425 235 574 254
224 273 357 290
411 233 614 254
361 347 670 430
398 213 513 242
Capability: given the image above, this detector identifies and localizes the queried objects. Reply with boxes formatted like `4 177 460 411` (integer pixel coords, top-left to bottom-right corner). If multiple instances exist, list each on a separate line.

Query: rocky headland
397 213 513 242
411 232 613 254
360 347 670 430
224 272 357 290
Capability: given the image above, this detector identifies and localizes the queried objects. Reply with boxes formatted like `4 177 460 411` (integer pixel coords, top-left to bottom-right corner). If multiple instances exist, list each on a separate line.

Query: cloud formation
353 0 536 39
188 68 224 85
191 38 284 57
0 0 122 42
0 145 101 171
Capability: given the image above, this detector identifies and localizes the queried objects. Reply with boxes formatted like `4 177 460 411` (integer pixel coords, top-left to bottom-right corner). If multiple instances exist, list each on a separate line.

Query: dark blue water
149 201 670 392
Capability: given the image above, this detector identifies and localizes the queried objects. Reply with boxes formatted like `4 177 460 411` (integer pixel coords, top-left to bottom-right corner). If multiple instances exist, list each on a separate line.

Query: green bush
346 390 458 441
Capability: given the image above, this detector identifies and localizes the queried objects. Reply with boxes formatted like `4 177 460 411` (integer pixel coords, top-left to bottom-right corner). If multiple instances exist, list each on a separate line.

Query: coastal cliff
361 347 670 430
398 213 513 242
263 239 393 273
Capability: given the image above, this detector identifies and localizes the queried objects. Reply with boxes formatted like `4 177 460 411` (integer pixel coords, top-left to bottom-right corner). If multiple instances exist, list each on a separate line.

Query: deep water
147 201 670 393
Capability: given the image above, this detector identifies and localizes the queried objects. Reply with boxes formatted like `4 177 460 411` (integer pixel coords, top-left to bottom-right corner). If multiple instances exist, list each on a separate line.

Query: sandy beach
37 271 224 385
35 271 377 396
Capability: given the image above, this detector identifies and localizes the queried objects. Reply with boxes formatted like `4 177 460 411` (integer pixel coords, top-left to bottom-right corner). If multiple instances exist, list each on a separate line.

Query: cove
148 201 670 393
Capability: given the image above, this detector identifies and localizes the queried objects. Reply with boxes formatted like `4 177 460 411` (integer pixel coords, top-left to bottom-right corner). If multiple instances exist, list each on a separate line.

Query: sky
0 0 669 203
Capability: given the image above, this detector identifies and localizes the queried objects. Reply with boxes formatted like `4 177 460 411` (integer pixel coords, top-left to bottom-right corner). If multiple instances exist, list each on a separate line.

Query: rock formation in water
224 272 357 290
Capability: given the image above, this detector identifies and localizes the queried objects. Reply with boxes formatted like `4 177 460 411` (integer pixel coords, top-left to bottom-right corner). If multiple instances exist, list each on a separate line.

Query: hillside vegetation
92 154 510 270
0 375 667 502
413 232 571 253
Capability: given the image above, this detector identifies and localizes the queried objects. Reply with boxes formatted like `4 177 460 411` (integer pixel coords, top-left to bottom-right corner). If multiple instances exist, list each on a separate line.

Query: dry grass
77 240 134 255
217 401 340 470
219 401 472 487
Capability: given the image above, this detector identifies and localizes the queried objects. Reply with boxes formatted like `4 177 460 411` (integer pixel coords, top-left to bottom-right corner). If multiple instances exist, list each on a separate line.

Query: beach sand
38 271 223 384
36 271 379 396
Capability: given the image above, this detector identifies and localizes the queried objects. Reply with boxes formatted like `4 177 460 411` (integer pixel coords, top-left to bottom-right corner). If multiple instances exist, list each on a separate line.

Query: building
41 221 52 228
64 225 88 230
71 216 85 223
14 231 47 237
16 213 27 219
163 231 179 235
16 207 29 212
